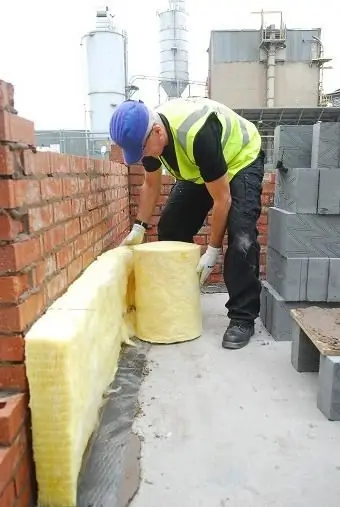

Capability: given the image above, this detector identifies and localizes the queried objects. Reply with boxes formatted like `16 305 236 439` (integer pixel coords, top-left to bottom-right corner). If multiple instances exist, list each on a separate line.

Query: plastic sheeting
77 340 150 507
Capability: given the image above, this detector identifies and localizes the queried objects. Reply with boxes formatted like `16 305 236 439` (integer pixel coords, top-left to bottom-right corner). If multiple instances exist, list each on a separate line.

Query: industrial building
208 13 328 109
207 11 340 164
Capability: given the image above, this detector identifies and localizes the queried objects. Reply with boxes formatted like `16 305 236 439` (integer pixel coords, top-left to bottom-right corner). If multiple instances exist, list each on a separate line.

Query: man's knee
228 225 259 258
158 213 177 241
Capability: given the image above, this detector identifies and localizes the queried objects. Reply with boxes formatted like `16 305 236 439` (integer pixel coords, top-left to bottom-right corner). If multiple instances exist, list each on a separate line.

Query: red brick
56 244 74 269
28 205 53 231
40 178 62 200
13 452 32 497
82 247 95 269
49 153 70 174
0 364 27 391
24 150 50 175
72 197 86 216
46 270 67 301
0 80 14 112
78 178 90 194
0 479 15 507
72 156 86 174
263 172 276 184
0 335 25 362
32 255 56 286
65 218 80 241
0 425 27 493
0 291 45 333
80 213 93 232
0 111 35 145
0 213 23 240
73 235 88 257
257 214 268 226
67 257 83 284
0 275 29 303
16 483 33 507
53 200 72 223
62 176 79 197
0 238 41 273
0 394 27 446
0 146 15 175
0 180 40 208
43 225 65 253
110 145 125 164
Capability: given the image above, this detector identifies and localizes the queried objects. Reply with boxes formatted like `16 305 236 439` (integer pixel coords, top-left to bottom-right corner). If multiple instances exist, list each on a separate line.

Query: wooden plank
291 307 340 356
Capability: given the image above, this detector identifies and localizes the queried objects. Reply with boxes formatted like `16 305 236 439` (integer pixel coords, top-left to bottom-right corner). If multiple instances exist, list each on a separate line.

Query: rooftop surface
129 293 340 507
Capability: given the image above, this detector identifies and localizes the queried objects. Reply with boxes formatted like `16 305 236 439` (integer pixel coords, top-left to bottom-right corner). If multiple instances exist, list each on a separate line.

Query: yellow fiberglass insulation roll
133 241 203 343
25 242 202 506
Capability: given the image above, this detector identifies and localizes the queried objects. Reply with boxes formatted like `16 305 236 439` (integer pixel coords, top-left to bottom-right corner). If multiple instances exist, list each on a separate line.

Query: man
109 97 264 350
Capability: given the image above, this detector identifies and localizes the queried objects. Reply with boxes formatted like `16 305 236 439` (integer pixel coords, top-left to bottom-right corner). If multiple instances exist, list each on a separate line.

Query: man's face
143 124 166 158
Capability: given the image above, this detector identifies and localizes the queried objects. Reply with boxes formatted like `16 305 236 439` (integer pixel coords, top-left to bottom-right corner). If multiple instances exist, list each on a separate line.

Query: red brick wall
0 80 130 506
125 159 275 283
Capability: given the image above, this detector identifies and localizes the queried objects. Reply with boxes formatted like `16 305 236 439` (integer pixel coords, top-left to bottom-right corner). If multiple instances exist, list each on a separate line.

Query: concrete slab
268 207 340 258
131 293 340 507
311 122 340 169
273 125 313 169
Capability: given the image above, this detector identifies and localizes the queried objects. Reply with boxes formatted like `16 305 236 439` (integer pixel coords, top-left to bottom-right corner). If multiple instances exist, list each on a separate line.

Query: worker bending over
109 97 264 350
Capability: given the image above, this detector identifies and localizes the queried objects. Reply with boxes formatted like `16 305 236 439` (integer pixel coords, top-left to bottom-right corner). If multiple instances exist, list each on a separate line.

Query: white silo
158 0 189 99
82 6 128 137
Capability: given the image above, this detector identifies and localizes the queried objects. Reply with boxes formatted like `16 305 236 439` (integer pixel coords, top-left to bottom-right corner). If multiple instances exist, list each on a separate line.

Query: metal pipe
267 43 276 107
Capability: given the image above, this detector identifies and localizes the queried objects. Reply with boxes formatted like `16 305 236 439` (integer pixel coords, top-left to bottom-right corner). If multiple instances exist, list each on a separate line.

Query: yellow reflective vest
155 97 262 183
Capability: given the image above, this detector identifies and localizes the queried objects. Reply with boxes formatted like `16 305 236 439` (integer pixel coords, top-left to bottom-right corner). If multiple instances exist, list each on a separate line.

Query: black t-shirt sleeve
193 113 227 183
142 156 162 172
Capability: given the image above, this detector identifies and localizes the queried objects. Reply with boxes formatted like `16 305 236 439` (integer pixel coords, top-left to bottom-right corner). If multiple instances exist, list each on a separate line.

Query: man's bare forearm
136 182 161 224
208 199 231 248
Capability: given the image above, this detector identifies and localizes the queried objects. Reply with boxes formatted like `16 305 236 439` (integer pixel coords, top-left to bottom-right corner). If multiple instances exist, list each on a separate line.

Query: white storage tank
158 0 189 98
83 7 128 137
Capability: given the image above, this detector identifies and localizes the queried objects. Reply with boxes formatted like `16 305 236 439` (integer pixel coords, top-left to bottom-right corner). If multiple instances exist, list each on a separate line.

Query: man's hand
197 245 221 285
120 223 146 246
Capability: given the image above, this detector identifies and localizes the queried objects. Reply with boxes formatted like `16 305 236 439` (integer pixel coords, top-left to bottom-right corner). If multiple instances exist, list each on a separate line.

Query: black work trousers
157 151 265 324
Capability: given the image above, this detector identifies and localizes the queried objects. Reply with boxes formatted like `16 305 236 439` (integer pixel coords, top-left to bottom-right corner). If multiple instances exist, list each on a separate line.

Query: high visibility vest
156 97 262 183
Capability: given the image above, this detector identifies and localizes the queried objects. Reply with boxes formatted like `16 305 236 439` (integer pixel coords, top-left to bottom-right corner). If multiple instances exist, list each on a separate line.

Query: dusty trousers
157 151 265 324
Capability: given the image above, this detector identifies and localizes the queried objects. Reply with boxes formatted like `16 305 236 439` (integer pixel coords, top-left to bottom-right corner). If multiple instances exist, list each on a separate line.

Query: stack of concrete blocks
261 122 340 341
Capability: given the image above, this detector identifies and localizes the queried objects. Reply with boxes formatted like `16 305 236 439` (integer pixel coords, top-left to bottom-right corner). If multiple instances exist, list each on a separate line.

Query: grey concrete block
259 283 268 328
306 258 329 302
266 248 340 302
266 248 307 301
327 259 340 302
311 122 340 169
274 168 319 213
318 168 340 214
291 319 320 373
317 356 340 421
268 207 340 258
273 125 313 169
261 281 306 341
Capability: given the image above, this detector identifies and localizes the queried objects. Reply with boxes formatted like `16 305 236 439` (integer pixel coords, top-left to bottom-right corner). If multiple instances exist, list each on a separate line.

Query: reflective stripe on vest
157 98 261 183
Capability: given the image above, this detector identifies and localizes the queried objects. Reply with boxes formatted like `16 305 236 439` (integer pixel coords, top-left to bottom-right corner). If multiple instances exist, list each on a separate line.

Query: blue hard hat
109 100 150 165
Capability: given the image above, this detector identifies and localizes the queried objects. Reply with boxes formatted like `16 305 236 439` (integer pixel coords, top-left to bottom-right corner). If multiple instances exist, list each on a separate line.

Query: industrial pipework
253 10 287 108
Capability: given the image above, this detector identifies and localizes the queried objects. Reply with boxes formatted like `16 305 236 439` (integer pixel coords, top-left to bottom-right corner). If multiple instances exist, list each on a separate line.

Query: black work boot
222 320 255 350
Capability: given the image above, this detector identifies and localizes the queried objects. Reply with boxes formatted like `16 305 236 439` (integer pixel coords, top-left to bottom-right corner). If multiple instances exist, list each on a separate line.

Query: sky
0 0 339 130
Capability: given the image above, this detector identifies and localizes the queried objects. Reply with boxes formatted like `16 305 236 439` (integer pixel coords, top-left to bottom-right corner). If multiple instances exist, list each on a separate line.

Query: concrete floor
131 293 340 507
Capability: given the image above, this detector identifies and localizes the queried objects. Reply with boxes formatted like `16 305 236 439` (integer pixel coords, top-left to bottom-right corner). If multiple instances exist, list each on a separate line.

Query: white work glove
196 245 221 285
120 223 146 246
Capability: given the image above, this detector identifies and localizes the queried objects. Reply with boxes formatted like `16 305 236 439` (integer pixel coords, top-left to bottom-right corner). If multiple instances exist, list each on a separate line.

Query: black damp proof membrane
77 340 150 507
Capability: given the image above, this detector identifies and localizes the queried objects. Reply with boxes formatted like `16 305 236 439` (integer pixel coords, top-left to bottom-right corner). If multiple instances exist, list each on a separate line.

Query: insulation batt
25 247 135 507
133 241 203 343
